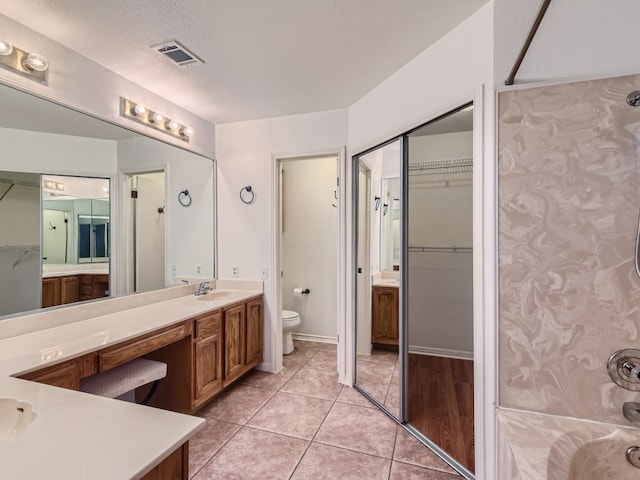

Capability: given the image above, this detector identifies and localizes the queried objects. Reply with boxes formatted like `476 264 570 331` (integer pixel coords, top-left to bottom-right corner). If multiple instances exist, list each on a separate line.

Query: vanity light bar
0 40 48 83
120 97 193 142
43 179 64 191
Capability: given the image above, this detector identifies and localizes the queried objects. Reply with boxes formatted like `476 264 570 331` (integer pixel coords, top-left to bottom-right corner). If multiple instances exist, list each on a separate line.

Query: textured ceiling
0 0 488 124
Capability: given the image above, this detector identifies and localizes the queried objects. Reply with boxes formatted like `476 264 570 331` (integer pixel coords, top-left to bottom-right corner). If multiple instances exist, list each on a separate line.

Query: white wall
282 157 338 340
0 14 214 158
117 137 215 291
0 178 40 315
215 108 348 372
408 131 473 356
0 128 117 176
494 0 640 87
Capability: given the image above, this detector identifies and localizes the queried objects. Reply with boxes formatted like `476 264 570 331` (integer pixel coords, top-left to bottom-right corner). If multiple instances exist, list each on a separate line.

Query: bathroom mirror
0 80 215 319
380 177 400 271
42 175 110 265
354 139 402 418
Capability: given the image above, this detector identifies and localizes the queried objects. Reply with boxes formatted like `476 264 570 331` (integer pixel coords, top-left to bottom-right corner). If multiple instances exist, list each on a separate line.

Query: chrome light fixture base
0 42 47 83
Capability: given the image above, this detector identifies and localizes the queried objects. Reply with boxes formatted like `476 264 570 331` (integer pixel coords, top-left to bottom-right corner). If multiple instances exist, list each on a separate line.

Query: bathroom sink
196 291 237 301
376 279 399 287
0 398 36 445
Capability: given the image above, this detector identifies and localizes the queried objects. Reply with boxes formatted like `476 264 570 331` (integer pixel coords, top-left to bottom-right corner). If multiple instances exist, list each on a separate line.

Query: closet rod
408 246 472 254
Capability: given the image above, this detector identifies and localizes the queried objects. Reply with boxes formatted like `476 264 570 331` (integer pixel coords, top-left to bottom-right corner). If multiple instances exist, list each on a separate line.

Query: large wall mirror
354 104 475 478
0 81 215 319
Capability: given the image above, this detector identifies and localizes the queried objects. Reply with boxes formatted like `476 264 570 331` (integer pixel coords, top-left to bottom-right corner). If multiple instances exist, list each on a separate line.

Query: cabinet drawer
99 323 190 372
195 311 221 339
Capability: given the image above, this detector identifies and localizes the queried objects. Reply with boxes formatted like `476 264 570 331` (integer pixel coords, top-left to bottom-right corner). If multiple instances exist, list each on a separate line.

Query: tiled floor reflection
190 339 462 480
356 347 400 417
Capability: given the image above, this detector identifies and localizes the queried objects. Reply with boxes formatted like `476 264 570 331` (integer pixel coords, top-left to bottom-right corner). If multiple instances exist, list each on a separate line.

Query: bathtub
498 408 640 480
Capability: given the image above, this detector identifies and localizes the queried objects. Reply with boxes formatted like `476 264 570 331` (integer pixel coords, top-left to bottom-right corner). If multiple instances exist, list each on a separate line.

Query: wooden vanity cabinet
42 273 106 308
18 353 98 390
246 297 263 366
42 277 61 308
79 274 109 301
141 442 188 480
222 297 264 387
192 311 223 409
371 286 399 346
60 276 80 304
223 303 246 385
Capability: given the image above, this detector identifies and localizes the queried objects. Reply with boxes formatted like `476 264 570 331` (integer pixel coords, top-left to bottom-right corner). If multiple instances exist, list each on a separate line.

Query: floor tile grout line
287 384 342 479
388 425 400 480
188 421 245 480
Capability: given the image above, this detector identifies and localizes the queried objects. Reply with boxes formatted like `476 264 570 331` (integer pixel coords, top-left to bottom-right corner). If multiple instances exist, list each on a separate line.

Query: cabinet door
20 360 80 390
194 334 222 401
245 298 263 366
371 286 399 345
42 277 61 308
224 304 246 383
60 276 80 305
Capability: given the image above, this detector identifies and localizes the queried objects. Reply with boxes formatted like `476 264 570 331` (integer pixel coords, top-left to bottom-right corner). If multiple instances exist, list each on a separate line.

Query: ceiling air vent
152 40 204 66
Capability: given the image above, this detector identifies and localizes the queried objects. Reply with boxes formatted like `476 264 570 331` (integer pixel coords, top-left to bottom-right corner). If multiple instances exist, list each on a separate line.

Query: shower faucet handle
623 402 640 427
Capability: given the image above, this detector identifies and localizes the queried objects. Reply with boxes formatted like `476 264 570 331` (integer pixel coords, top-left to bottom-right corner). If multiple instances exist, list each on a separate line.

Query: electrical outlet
196 264 201 275
260 267 268 279
232 265 238 278
172 264 176 275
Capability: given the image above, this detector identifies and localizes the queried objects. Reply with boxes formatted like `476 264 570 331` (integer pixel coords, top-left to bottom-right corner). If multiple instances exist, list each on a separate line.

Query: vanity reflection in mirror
0 81 215 319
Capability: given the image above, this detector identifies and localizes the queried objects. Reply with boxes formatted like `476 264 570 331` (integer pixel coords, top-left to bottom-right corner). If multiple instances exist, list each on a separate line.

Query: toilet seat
282 310 300 327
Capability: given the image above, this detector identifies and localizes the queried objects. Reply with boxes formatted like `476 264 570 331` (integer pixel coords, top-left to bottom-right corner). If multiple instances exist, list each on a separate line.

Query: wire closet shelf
408 157 472 176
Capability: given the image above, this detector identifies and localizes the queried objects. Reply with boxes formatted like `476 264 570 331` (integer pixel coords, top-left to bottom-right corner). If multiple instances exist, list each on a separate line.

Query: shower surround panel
498 73 640 425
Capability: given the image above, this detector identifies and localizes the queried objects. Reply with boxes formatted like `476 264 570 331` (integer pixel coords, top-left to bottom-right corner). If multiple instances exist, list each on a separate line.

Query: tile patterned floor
189 340 462 480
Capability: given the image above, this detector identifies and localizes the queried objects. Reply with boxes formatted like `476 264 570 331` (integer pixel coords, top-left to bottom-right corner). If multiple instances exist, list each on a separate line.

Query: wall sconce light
120 97 193 142
0 40 48 83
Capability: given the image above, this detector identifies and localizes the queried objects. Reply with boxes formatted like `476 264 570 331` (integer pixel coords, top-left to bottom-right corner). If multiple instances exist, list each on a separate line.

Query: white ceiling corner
0 0 489 124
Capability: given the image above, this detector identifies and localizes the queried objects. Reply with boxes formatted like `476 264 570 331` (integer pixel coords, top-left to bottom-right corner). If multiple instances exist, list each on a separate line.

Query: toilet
282 310 301 354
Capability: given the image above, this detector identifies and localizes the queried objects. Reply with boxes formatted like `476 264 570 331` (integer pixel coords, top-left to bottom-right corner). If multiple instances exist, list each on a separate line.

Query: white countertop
0 282 262 479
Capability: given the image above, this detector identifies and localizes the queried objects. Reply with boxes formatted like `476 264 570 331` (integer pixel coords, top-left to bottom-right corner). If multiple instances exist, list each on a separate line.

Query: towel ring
178 189 192 207
240 185 255 204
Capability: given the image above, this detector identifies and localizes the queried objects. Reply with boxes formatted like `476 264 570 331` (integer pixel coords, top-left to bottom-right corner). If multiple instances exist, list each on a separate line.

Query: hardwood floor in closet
408 354 474 472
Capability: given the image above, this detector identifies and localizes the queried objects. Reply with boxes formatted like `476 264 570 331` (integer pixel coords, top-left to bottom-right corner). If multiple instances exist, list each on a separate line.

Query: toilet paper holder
293 288 311 295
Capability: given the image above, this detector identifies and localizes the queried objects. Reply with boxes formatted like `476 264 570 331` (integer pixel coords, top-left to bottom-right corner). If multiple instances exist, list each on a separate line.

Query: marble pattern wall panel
498 74 640 424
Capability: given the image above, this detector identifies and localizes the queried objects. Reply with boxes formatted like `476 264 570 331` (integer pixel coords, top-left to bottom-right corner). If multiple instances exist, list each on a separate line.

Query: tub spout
623 402 640 427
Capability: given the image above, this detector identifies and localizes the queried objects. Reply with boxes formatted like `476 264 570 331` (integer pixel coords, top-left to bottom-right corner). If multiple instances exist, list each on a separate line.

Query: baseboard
408 345 473 360
255 361 272 373
292 333 337 345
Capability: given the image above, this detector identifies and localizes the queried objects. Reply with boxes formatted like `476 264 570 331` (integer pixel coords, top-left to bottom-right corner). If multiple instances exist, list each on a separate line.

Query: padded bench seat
80 358 167 401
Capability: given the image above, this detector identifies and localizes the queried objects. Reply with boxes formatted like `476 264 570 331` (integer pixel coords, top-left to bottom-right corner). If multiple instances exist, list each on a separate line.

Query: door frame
117 166 168 295
271 148 346 377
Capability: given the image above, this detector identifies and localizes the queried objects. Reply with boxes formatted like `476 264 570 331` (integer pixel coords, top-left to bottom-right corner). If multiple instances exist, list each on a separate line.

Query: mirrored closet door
354 104 475 478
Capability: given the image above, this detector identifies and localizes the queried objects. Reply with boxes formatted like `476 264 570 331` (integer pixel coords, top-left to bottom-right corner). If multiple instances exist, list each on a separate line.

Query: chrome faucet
195 281 212 296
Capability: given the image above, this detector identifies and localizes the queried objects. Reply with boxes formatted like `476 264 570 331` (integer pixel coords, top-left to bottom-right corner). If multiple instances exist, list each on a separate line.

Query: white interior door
132 172 165 292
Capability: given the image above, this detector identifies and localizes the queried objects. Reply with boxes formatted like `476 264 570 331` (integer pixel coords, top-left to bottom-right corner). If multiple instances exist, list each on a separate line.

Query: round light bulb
0 40 13 56
166 119 180 131
133 103 148 116
180 125 194 137
150 112 164 124
22 52 48 72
